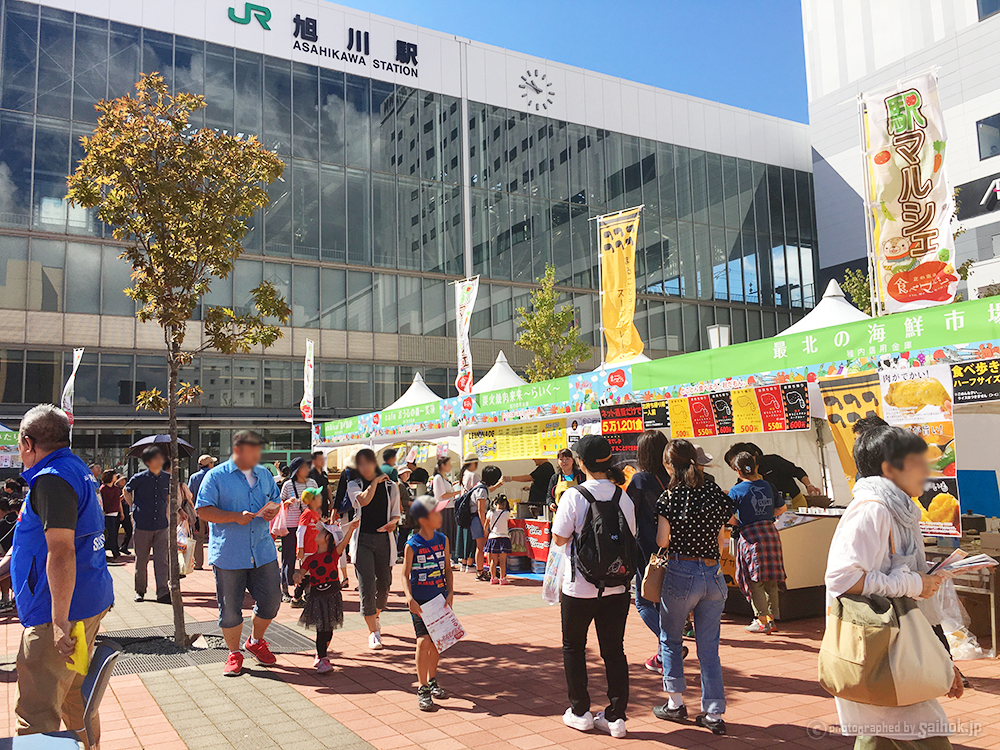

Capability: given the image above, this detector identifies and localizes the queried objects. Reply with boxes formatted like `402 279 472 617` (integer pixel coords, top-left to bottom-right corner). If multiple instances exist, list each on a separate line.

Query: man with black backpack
551 435 637 740
454 465 502 580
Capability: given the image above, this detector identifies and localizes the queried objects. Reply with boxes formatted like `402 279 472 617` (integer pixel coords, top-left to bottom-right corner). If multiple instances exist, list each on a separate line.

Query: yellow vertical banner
597 206 645 365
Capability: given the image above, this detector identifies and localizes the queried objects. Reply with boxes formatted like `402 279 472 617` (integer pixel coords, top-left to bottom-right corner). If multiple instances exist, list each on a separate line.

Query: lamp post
706 324 731 350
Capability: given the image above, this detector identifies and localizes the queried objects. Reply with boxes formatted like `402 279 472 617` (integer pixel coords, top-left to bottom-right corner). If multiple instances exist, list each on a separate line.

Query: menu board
755 385 786 432
951 358 1000 404
641 401 669 429
711 392 735 435
878 364 961 537
600 404 643 459
688 395 717 437
464 419 567 462
668 398 694 439
731 388 764 434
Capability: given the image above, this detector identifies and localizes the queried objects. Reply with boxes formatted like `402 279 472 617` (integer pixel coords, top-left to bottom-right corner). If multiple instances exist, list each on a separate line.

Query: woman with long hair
432 456 461 566
653 439 734 736
825 419 962 750
280 457 318 603
625 430 670 673
727 450 785 634
551 435 636 740
346 448 401 650
547 448 585 513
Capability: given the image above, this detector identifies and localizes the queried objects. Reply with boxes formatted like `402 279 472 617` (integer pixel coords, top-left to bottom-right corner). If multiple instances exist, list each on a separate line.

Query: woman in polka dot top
652 439 735 736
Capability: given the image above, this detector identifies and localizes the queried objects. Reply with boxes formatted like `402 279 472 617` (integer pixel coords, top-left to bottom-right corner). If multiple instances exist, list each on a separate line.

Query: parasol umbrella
127 435 196 458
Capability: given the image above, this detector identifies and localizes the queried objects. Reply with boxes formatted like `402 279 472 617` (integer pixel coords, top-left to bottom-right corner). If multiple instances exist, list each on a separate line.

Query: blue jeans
634 557 660 637
213 560 281 629
659 559 728 715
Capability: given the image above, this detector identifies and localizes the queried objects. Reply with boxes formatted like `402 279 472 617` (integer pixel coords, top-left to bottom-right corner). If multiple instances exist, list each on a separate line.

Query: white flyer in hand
420 594 465 654
255 501 280 518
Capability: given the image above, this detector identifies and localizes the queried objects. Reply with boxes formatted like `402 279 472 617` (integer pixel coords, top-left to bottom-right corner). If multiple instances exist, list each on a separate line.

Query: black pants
440 507 457 562
316 630 333 658
104 515 121 558
120 509 133 552
280 532 297 591
396 527 411 557
561 592 630 722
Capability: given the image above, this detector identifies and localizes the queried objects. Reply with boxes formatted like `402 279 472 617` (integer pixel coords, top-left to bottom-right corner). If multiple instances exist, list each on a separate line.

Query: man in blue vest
11 404 113 741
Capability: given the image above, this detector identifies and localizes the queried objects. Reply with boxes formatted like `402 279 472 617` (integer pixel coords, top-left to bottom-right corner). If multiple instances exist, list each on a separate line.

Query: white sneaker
461 563 468 573
563 708 594 732
368 632 383 650
594 711 627 739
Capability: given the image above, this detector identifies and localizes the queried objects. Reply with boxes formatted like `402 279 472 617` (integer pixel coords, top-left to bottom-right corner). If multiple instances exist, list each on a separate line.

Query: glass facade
0 0 817 433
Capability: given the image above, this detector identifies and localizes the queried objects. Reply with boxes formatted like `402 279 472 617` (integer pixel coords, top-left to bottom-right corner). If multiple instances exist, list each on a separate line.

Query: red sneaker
223 651 244 676
244 638 277 665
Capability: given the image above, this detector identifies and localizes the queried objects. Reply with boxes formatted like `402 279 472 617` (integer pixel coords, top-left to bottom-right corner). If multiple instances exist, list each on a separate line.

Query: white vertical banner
61 348 84 439
300 339 315 424
454 276 480 394
861 72 957 315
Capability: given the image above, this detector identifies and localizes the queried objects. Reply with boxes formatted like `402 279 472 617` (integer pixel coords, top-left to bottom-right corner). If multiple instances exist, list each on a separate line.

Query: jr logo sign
228 3 271 29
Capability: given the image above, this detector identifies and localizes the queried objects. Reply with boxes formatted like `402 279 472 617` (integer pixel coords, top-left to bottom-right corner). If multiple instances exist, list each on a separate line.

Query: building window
979 0 1000 21
978 114 1000 160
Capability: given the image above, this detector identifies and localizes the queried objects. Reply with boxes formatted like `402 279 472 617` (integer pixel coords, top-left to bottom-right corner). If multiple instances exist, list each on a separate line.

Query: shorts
470 514 484 541
411 595 445 639
213 560 281 629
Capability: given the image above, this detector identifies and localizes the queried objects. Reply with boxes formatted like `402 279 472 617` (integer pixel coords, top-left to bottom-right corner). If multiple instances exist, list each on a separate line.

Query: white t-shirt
242 468 256 488
486 508 510 538
551 479 637 599
432 474 456 509
461 471 481 491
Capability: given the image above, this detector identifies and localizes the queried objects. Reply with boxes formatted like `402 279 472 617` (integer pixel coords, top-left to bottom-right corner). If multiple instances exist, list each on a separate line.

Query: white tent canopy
384 371 443 410
780 279 870 335
471 350 527 394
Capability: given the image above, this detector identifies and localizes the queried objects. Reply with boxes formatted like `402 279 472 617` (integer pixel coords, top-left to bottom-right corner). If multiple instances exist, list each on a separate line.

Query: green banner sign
0 431 17 446
475 377 571 413
380 401 439 428
634 296 1000 392
321 416 359 440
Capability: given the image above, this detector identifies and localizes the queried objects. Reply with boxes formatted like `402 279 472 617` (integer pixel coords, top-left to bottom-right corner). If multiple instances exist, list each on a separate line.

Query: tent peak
823 279 846 299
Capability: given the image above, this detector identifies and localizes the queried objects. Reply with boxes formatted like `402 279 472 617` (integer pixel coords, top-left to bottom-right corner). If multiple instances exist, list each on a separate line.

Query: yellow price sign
668 398 693 439
731 388 763 434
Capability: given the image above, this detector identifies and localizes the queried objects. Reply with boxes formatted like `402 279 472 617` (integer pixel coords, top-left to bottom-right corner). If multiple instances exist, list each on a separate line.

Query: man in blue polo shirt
124 446 171 603
11 404 113 741
196 430 282 676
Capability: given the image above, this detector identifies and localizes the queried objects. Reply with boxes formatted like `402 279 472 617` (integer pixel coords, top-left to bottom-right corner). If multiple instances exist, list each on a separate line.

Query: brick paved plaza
1 556 997 750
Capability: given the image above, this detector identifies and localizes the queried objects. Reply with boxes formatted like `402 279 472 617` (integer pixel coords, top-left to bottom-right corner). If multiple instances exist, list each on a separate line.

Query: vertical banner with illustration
596 207 645 365
817 371 883 486
862 72 957 315
879 364 961 536
300 339 315 424
454 277 480 394
61 347 84 440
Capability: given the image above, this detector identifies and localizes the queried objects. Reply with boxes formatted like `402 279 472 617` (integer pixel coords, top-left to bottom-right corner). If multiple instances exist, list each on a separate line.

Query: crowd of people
0 403 967 750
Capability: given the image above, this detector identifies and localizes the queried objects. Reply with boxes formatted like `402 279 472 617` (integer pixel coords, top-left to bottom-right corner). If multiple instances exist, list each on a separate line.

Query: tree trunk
167 354 188 646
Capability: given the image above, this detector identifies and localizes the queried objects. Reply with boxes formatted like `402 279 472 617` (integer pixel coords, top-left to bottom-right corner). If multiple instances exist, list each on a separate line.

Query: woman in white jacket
346 448 400 650
825 417 963 750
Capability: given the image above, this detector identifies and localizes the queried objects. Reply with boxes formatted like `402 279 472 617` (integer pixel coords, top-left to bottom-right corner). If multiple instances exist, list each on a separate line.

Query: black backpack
571 486 637 596
454 483 483 528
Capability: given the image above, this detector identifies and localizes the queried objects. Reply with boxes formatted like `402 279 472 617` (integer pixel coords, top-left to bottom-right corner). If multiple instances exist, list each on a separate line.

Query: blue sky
333 0 809 123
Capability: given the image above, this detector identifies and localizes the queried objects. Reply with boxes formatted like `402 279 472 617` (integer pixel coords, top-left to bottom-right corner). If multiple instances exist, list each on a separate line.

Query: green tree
515 264 591 382
67 73 289 644
841 267 873 316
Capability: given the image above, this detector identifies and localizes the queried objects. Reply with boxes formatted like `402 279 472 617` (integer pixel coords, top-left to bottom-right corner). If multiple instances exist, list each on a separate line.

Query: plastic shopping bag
177 520 195 575
542 543 567 605
269 502 288 537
